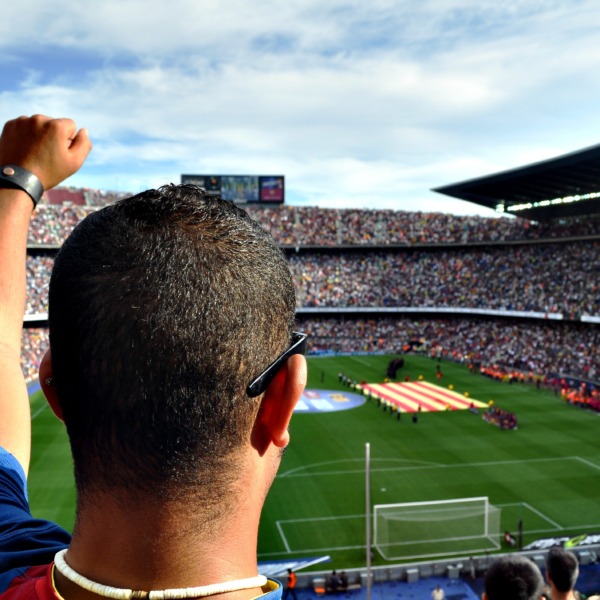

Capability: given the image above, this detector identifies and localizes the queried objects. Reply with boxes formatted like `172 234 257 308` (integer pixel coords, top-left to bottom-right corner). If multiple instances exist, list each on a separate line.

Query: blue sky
2 0 600 215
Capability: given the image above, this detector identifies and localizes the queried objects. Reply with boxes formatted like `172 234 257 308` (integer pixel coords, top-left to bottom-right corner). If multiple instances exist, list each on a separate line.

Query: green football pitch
27 354 600 570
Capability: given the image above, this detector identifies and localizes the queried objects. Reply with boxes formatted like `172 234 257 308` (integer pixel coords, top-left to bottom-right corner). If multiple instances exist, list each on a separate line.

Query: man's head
483 555 544 600
546 547 578 594
45 185 301 516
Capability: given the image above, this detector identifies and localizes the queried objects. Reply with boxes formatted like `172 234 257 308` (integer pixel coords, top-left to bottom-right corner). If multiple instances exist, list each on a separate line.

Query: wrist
0 165 44 208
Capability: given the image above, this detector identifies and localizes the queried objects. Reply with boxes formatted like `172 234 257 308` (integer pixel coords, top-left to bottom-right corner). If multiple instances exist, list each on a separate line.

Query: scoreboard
181 174 285 204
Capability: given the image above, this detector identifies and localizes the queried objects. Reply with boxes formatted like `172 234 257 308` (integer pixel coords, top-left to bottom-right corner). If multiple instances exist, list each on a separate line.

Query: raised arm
0 115 91 475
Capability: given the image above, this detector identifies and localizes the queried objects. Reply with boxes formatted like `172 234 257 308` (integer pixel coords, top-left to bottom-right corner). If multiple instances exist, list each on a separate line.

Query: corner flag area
357 381 488 413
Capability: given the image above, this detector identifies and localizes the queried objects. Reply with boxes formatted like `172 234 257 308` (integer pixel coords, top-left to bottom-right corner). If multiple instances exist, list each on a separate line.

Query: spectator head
483 555 544 600
43 185 304 521
545 547 579 594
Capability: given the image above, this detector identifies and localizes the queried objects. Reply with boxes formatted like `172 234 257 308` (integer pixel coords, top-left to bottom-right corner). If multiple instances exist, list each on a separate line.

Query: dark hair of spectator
546 546 579 593
48 185 296 519
484 555 544 600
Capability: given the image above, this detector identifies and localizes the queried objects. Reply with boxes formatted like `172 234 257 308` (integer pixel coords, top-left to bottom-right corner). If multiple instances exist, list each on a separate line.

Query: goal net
373 497 501 560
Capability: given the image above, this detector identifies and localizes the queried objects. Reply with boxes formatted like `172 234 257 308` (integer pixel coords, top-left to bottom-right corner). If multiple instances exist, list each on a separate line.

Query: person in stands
483 555 545 600
0 114 307 600
545 547 579 600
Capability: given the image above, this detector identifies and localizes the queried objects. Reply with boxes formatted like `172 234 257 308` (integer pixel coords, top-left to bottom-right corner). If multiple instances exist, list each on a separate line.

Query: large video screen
181 174 285 204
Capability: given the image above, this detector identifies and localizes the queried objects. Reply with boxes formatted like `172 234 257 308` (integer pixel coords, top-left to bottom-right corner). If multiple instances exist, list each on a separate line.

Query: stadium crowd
28 199 600 247
289 243 600 317
295 316 600 382
21 328 49 383
23 315 599 388
25 242 600 317
21 196 600 390
245 205 600 246
28 204 95 246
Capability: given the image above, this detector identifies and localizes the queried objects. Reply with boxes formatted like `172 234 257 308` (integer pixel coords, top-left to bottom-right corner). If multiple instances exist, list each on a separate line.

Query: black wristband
0 165 44 208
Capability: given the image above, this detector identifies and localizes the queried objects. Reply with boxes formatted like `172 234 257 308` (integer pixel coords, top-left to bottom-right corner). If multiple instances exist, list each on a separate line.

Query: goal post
373 497 501 560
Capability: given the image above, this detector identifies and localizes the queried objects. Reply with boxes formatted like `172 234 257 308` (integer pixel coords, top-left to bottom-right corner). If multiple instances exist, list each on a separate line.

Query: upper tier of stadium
30 189 600 248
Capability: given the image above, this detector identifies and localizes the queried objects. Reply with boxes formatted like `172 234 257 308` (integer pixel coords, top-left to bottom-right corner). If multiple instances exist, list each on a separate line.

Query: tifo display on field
357 380 488 413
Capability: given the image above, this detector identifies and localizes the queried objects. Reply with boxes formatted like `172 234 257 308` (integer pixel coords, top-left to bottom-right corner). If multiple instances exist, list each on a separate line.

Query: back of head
49 185 296 514
546 547 579 593
484 555 544 600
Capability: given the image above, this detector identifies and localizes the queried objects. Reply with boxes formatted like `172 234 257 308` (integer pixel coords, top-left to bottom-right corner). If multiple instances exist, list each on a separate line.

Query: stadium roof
433 144 600 221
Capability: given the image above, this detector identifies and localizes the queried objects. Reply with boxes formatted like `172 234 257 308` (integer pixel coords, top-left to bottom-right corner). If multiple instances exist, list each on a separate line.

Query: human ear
39 350 63 421
252 354 306 453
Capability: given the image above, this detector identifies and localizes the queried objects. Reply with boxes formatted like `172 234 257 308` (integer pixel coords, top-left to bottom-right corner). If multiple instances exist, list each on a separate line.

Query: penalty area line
522 502 562 530
275 520 292 553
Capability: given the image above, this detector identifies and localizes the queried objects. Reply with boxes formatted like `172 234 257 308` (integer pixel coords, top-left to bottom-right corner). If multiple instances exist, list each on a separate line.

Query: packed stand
289 242 600 317
28 189 600 248
22 194 600 386
21 328 49 383
296 316 600 382
28 204 96 246
26 240 600 319
82 188 130 207
245 205 600 246
20 317 600 387
25 255 53 314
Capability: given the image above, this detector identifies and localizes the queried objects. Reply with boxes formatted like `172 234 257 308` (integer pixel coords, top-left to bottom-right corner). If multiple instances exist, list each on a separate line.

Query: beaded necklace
54 550 267 600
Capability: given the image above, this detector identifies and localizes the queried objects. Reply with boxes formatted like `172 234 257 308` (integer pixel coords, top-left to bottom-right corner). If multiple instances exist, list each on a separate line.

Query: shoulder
0 564 57 600
0 449 70 594
255 579 283 600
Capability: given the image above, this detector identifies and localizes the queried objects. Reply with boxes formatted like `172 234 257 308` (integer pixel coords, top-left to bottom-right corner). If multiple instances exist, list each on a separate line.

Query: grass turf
27 354 600 571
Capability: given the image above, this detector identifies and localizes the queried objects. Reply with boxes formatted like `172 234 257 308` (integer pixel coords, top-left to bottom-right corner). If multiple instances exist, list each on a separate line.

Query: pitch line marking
279 457 443 478
279 464 445 478
278 513 366 524
573 456 600 472
348 356 376 367
275 521 292 553
522 502 563 530
31 403 49 420
279 456 582 479
259 543 366 557
527 523 600 532
262 523 600 558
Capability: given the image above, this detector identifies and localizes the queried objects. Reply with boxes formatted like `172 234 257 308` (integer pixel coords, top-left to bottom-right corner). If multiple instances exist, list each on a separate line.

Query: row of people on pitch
27 197 600 247
480 365 545 385
483 406 518 430
562 387 600 413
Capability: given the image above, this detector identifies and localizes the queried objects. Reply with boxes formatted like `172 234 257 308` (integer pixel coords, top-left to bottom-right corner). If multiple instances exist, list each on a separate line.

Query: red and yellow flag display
358 381 487 413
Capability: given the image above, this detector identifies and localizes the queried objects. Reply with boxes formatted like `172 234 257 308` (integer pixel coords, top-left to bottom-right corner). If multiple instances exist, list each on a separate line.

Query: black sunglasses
246 331 308 398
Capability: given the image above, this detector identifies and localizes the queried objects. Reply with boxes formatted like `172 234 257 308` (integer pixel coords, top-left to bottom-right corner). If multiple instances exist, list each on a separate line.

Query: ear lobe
39 350 64 422
252 354 307 454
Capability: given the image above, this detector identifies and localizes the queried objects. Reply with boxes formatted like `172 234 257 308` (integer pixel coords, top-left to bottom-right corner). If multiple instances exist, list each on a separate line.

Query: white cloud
1 0 600 215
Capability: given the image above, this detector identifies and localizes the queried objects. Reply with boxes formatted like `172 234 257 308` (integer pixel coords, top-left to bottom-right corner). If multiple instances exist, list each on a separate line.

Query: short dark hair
546 547 579 592
484 555 544 600
49 185 296 515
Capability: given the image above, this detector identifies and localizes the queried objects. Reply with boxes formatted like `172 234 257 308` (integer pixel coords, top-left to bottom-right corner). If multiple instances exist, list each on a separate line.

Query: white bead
54 550 267 600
